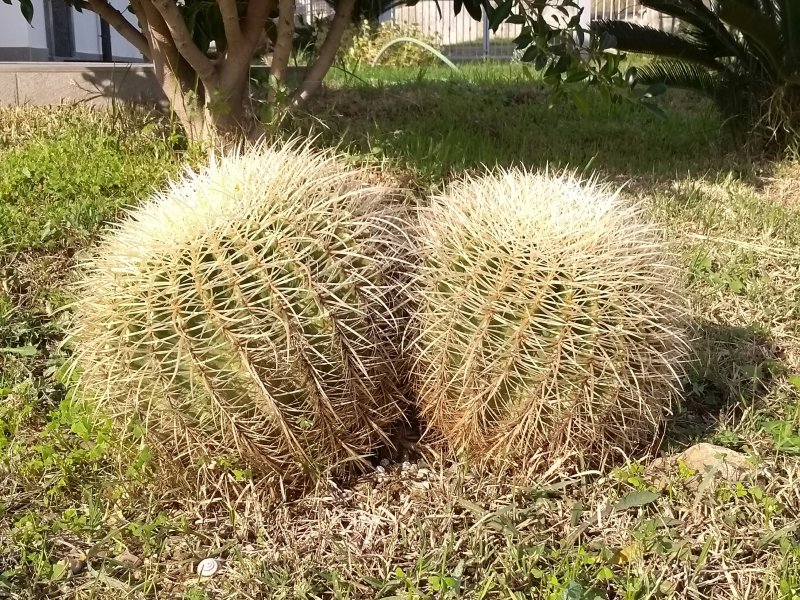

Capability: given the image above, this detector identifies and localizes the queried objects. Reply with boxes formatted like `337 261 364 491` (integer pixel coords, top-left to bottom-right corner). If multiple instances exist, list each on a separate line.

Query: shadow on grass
667 320 783 449
301 79 743 185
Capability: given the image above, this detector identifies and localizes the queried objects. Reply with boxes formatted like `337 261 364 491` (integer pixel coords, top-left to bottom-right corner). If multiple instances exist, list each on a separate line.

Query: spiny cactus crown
69 140 406 489
409 169 690 466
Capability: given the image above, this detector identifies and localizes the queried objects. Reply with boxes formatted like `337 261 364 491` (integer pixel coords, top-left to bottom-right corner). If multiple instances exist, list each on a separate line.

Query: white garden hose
370 37 460 71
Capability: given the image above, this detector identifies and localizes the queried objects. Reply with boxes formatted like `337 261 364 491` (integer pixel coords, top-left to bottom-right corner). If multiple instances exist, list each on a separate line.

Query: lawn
1 64 799 599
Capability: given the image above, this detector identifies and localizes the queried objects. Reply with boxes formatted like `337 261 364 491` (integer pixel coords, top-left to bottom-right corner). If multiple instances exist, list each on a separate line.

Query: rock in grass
67 140 408 494
407 169 691 469
649 443 755 490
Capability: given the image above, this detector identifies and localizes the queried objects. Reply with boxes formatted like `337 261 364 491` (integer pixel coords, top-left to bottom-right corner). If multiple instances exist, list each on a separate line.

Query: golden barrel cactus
68 141 407 491
408 169 690 467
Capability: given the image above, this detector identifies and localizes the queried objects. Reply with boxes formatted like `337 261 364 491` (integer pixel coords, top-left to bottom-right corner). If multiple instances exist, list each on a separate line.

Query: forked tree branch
243 0 277 47
293 0 356 104
269 0 295 100
216 0 243 46
86 0 151 59
150 0 218 86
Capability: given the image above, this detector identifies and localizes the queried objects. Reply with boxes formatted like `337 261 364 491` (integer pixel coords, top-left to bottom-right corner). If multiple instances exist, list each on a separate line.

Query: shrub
68 140 407 495
310 19 442 68
593 0 800 149
407 169 691 469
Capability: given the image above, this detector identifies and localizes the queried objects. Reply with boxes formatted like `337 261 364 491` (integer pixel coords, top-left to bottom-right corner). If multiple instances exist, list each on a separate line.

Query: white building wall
0 0 143 61
0 0 49 56
72 0 142 59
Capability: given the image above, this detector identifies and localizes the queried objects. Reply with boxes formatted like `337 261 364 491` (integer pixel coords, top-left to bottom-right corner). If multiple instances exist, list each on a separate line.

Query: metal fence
296 0 676 61
386 0 519 61
590 0 677 31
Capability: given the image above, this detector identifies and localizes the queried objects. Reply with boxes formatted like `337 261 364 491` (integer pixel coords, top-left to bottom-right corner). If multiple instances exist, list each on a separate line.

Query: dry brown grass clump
407 169 692 469
67 140 408 496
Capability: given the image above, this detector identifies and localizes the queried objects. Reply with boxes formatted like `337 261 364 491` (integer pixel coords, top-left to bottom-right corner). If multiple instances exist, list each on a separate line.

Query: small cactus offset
69 141 406 491
408 169 690 468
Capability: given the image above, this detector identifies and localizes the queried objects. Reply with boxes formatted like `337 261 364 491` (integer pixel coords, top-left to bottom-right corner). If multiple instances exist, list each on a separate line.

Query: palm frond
717 0 783 75
776 0 800 73
757 0 778 23
636 58 721 97
640 0 749 61
592 20 723 69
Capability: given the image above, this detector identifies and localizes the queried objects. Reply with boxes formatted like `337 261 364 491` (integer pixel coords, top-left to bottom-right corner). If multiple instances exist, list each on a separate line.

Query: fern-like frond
717 0 783 75
776 0 800 74
636 58 722 97
641 0 750 61
592 20 723 69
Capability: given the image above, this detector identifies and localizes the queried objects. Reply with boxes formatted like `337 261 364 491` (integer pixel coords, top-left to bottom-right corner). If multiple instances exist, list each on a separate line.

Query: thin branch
151 0 218 87
293 0 356 104
86 0 151 59
243 0 277 47
216 0 243 46
269 0 295 101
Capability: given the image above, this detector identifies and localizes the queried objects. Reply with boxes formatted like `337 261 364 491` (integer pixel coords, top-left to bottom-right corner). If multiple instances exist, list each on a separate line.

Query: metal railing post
482 7 489 59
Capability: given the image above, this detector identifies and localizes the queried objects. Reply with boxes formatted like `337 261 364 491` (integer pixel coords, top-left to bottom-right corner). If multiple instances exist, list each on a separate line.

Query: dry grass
21 446 796 599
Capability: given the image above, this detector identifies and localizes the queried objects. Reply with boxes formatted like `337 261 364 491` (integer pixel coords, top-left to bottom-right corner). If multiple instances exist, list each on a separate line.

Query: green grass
0 105 188 251
1 68 800 599
309 63 723 184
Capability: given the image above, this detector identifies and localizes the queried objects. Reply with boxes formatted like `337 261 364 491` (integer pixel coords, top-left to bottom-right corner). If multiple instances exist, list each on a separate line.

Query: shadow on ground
666 320 785 449
302 79 747 185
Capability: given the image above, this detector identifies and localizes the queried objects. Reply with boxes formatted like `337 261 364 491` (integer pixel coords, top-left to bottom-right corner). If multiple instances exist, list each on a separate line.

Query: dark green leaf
513 32 533 49
521 45 539 63
613 490 659 512
625 66 638 86
563 580 586 600
20 0 34 23
489 0 512 31
565 69 590 83
463 0 483 21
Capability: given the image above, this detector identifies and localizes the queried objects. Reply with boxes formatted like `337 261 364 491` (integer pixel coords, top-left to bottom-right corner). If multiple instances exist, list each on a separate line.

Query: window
49 0 75 59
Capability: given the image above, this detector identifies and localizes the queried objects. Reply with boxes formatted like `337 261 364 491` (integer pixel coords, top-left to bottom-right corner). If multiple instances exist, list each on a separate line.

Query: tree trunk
269 0 296 103
135 0 208 139
205 80 266 143
133 0 264 144
293 0 356 105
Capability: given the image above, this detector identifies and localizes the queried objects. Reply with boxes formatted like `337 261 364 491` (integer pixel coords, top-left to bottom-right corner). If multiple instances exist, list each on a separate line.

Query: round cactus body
69 141 407 489
408 169 690 467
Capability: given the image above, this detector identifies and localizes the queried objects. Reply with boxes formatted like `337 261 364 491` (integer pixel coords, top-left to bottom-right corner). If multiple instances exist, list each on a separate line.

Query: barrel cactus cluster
69 142 690 495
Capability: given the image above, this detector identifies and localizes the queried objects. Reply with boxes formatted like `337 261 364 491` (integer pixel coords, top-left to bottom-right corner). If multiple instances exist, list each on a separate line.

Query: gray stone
649 443 755 490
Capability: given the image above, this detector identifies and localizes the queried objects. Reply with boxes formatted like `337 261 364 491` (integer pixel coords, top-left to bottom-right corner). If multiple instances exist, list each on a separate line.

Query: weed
0 105 189 251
